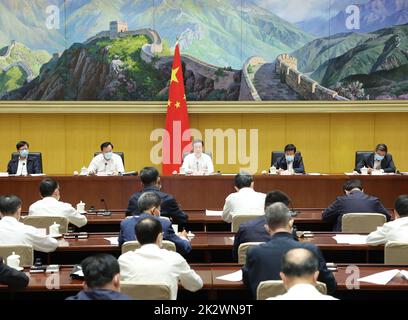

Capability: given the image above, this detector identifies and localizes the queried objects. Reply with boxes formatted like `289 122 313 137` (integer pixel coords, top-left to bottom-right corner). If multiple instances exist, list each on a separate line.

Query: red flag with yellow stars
162 43 191 175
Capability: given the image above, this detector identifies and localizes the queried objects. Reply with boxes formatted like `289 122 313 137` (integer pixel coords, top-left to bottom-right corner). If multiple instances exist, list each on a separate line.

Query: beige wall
0 113 407 174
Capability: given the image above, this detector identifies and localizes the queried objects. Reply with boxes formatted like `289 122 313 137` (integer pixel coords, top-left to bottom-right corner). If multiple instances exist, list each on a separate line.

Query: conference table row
1 264 407 300
2 174 407 212
37 232 384 264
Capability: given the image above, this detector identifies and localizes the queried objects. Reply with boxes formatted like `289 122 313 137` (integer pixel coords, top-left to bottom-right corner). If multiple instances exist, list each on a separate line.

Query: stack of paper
358 269 402 285
333 234 368 244
0 172 9 177
104 237 119 245
216 270 242 282
206 210 223 216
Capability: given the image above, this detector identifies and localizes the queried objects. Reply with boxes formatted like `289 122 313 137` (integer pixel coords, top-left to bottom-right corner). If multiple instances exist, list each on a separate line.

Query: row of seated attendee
1 183 408 298
6 140 397 176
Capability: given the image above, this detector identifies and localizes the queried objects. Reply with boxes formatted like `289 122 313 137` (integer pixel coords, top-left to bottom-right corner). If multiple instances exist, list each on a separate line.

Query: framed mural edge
0 100 407 114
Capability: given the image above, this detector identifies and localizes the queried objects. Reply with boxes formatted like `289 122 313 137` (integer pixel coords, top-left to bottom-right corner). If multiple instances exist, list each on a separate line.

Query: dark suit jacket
7 155 41 175
0 258 29 290
322 190 391 231
126 186 188 226
118 213 192 256
355 153 396 173
66 288 132 300
233 216 298 260
273 154 305 173
242 232 336 298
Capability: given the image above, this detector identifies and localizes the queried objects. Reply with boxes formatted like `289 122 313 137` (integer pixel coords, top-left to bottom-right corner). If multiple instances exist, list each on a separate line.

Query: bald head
281 248 319 278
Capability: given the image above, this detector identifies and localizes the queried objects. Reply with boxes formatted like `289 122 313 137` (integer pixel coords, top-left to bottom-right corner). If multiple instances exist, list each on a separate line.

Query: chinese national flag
162 44 191 175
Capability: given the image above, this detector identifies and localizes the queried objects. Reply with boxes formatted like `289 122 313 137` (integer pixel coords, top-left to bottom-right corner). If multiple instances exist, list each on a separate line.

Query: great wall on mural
1 21 347 101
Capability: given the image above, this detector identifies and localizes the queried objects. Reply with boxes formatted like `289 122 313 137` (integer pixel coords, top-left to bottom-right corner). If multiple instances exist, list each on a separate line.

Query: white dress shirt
28 197 87 228
181 153 214 174
118 243 203 300
267 283 338 300
87 153 125 175
374 159 381 170
0 216 58 253
222 187 266 223
366 216 408 245
16 158 28 176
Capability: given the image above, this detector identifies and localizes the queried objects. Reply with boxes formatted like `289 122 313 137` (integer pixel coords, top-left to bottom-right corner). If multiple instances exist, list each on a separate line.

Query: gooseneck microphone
100 198 112 216
21 162 26 176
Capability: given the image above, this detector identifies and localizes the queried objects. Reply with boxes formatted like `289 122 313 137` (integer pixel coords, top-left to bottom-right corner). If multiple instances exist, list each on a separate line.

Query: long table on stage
40 232 383 264
1 264 406 300
2 174 407 213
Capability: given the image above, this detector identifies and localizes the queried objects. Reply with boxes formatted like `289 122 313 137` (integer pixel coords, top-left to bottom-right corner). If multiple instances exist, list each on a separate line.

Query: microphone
21 162 26 176
99 198 112 216
196 161 199 172
104 162 108 173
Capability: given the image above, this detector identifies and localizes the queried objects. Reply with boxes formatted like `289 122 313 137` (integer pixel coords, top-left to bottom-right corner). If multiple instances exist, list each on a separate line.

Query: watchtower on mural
110 21 128 39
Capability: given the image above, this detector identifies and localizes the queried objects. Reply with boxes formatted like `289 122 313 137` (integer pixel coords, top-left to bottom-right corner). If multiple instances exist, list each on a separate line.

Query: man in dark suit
355 143 396 173
273 144 305 174
120 192 191 256
233 190 292 260
7 141 41 175
242 202 336 298
126 167 188 226
0 257 29 289
66 254 132 300
322 179 391 231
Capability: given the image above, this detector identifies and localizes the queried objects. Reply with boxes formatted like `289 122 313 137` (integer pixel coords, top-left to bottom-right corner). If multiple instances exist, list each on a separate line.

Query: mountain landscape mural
0 0 407 101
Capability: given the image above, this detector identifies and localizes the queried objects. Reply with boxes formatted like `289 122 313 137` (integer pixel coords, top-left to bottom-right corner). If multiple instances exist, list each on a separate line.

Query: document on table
344 172 358 176
104 237 119 245
0 172 8 177
206 210 223 216
358 269 401 285
333 234 368 244
216 270 242 282
30 173 46 177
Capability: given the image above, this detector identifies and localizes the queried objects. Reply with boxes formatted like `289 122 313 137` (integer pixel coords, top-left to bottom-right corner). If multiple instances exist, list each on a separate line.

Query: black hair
284 144 296 153
0 195 22 216
16 141 29 150
140 167 159 186
395 195 408 217
281 248 319 277
135 217 163 245
81 254 120 289
375 144 388 153
265 190 290 209
100 142 113 151
343 179 363 192
137 192 161 212
234 173 253 189
39 178 58 197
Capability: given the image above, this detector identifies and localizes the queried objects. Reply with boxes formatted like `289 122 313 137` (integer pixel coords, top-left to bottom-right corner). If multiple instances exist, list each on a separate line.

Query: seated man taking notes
273 144 305 174
0 195 58 253
7 141 41 175
87 141 124 175
367 195 408 245
180 139 214 175
29 178 87 228
355 143 396 174
119 217 203 300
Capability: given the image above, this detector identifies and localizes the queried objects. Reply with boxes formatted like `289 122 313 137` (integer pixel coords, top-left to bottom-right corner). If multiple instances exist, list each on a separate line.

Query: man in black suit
0 257 29 289
126 167 188 227
355 143 396 173
273 144 305 174
242 202 336 298
7 141 41 175
322 179 391 231
232 190 292 260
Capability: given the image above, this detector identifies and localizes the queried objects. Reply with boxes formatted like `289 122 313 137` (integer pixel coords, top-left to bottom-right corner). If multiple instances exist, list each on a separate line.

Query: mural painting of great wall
0 0 407 102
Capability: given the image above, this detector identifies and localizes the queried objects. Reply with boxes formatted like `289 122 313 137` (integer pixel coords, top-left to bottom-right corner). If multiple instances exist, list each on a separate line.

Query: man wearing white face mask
7 141 41 175
87 141 124 175
355 143 396 174
273 144 305 174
